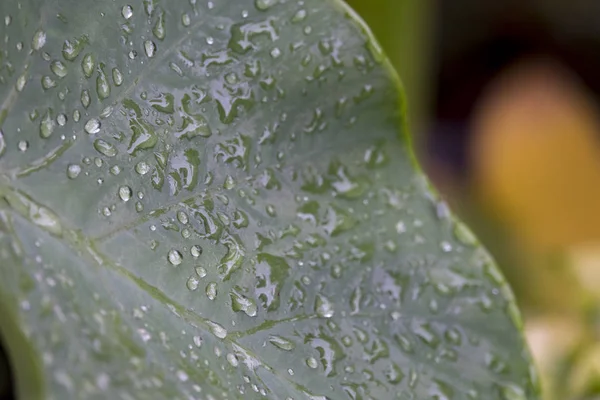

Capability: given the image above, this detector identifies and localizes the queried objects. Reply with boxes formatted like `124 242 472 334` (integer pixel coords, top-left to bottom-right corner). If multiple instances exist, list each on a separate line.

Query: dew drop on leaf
186 276 199 291
121 5 133 19
190 245 203 258
268 335 295 351
31 29 46 50
66 164 81 179
84 118 100 134
206 282 217 300
144 40 156 58
168 249 183 266
118 186 132 202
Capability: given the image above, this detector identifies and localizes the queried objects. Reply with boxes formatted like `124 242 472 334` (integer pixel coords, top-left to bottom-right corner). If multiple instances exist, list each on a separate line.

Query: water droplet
176 211 188 225
291 9 307 23
454 222 477 246
62 36 87 61
153 11 165 40
122 5 133 19
230 290 257 317
314 294 334 318
32 29 46 50
56 114 67 126
50 60 68 78
81 53 95 78
190 245 203 257
227 353 239 367
96 68 111 100
112 68 123 86
135 161 150 175
41 76 56 90
93 139 117 157
81 89 91 108
186 276 199 291
193 335 202 347
110 165 121 175
65 164 81 179
128 50 137 60
181 13 191 27
195 266 207 278
268 335 295 351
40 110 55 138
207 321 227 339
16 74 27 92
306 357 318 369
206 282 217 300
18 140 29 152
144 40 156 58
176 370 188 382
85 118 101 134
255 0 277 10
168 249 183 266
118 186 132 202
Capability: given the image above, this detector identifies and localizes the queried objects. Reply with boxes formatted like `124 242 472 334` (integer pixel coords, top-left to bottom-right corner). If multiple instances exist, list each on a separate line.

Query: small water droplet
93 139 117 157
268 335 295 351
118 186 132 202
122 5 133 19
41 76 56 90
18 140 29 152
144 40 156 58
32 29 46 50
186 276 199 291
81 53 95 78
195 266 207 278
40 110 55 138
314 294 334 318
193 335 202 347
207 321 227 339
112 68 124 86
135 161 150 175
50 60 68 78
96 68 111 100
16 74 27 92
128 50 137 60
81 89 91 108
306 357 318 369
206 282 217 300
66 164 81 179
85 118 101 134
190 245 203 258
168 249 183 266
181 13 191 26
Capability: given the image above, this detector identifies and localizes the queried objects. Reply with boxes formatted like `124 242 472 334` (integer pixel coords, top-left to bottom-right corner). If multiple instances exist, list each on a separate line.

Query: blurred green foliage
345 0 433 135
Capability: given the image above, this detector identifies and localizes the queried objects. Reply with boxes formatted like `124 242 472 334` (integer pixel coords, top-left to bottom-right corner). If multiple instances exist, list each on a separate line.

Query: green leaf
0 0 539 399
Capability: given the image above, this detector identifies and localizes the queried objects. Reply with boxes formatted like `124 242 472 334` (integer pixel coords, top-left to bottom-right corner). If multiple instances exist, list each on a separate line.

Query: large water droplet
40 110 55 138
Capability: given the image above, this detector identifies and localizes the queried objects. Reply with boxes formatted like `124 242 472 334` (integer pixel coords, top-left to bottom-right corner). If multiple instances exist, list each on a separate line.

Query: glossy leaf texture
0 0 539 399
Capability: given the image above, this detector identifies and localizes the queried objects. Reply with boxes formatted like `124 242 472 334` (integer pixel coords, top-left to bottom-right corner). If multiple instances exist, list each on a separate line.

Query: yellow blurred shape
471 58 600 247
526 316 583 400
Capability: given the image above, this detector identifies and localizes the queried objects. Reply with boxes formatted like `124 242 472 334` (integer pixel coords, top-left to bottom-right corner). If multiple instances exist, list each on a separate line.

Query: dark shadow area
0 337 15 400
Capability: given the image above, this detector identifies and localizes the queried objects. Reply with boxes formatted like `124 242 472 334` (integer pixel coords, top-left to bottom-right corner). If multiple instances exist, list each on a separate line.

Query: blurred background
345 0 600 398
